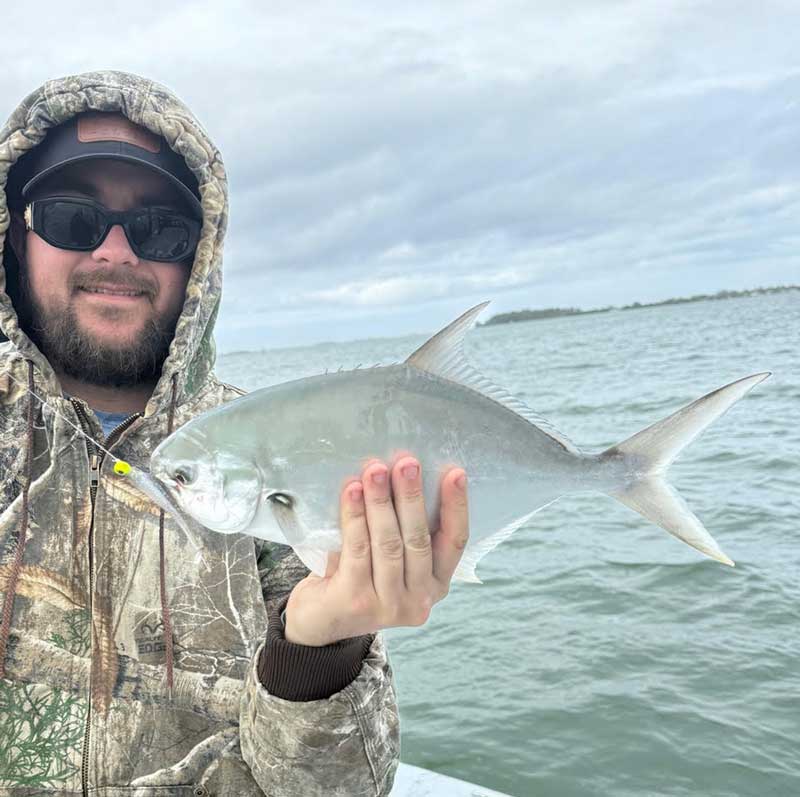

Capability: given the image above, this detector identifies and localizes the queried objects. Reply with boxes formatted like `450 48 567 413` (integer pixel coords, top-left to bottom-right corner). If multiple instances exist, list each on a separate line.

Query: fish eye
269 491 294 509
173 465 196 486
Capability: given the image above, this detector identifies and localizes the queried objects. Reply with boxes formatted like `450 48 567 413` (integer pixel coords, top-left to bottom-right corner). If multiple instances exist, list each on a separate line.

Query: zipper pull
89 453 100 489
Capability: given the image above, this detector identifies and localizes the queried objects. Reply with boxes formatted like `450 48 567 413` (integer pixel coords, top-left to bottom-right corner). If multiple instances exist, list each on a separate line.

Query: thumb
324 550 341 579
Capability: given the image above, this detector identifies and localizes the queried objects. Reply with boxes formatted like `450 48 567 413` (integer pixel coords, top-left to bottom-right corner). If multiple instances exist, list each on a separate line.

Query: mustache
70 269 157 298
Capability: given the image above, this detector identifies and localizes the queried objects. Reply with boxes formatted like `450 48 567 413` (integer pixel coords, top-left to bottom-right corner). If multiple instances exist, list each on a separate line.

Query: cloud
1 1 799 349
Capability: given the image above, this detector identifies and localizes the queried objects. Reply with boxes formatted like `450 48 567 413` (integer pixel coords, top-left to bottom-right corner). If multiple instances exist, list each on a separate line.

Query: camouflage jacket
0 71 399 795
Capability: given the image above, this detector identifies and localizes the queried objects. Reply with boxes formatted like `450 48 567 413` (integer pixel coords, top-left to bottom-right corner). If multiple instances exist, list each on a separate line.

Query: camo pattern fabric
0 71 399 796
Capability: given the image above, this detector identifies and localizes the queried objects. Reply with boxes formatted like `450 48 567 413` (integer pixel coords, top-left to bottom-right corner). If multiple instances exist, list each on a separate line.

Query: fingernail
402 463 419 481
455 472 466 490
348 482 364 503
371 468 387 486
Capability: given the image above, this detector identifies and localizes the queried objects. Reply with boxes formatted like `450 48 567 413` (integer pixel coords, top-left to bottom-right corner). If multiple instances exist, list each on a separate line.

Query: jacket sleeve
239 540 400 796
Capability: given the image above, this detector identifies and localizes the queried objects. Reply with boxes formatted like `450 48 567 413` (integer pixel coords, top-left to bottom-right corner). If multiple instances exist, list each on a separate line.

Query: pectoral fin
267 494 330 576
266 491 305 544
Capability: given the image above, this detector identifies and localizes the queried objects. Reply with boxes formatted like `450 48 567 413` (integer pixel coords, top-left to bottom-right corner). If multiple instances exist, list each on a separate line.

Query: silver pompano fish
149 303 769 580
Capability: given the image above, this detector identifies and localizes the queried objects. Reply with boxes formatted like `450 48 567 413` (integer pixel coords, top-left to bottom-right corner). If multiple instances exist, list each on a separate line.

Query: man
0 71 469 794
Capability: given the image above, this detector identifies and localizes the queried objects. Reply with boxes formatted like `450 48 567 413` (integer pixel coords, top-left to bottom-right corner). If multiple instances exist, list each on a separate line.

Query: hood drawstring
0 361 35 679
158 373 178 692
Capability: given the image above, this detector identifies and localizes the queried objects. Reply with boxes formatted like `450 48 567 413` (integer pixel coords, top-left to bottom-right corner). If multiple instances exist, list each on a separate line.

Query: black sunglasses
24 196 201 263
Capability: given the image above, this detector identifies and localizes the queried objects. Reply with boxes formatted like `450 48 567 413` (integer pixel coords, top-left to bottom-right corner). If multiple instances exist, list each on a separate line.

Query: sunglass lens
42 201 104 249
129 209 197 261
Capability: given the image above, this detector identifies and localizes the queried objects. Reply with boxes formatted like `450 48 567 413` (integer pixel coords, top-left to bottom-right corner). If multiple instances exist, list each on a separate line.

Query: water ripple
218 293 798 797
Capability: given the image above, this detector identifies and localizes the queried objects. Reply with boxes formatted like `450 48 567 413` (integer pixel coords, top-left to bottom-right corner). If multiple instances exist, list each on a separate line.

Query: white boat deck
391 763 514 797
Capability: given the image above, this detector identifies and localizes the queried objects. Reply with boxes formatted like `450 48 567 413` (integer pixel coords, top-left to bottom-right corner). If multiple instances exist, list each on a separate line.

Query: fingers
338 479 373 584
391 455 433 592
362 461 405 602
336 459 468 634
433 467 469 585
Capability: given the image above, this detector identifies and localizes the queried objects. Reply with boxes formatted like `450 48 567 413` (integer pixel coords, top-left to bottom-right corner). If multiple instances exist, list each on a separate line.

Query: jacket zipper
72 401 141 797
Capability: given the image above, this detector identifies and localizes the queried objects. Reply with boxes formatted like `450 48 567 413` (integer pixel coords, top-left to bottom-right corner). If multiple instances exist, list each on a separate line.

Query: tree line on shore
481 285 798 327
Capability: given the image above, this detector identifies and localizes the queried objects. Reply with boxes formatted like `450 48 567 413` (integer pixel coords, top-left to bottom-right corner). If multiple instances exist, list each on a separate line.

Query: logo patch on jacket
134 610 172 664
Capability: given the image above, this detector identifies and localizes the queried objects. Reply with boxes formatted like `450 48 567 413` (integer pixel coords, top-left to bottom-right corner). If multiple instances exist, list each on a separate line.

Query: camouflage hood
0 69 228 411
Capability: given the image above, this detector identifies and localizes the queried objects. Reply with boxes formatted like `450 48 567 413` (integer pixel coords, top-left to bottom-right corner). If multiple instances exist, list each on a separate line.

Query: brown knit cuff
257 597 374 701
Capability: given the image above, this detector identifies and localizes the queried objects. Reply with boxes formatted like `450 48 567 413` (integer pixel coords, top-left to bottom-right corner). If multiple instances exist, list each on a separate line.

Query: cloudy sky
2 1 799 350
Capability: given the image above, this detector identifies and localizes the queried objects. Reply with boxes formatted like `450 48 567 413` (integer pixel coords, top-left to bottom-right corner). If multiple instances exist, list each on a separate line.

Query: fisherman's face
16 159 193 387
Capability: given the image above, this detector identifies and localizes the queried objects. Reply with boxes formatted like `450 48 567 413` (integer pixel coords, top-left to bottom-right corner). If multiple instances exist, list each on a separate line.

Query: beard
18 266 180 388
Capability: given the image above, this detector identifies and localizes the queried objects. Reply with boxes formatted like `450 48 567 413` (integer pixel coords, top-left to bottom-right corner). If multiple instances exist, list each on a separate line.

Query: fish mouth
126 465 194 536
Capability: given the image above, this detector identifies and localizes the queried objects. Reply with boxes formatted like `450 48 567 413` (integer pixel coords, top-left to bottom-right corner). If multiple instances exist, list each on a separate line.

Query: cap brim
21 153 203 219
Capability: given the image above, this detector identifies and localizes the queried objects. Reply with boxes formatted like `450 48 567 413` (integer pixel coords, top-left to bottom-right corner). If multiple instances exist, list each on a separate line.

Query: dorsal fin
406 302 490 376
405 302 580 455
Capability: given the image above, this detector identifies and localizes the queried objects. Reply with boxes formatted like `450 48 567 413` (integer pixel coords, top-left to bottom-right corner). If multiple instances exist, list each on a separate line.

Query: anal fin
453 506 550 583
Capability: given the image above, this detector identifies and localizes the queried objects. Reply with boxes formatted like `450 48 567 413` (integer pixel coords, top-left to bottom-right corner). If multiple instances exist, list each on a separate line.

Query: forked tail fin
602 372 770 566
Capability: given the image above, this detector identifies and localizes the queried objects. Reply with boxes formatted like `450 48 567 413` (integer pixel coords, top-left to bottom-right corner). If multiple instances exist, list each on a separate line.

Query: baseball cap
11 112 202 218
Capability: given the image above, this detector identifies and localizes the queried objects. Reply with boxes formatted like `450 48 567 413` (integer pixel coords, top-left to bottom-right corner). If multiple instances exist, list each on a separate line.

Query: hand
284 455 469 647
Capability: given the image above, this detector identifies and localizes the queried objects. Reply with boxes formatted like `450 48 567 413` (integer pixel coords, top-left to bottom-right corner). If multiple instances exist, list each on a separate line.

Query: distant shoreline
480 285 799 327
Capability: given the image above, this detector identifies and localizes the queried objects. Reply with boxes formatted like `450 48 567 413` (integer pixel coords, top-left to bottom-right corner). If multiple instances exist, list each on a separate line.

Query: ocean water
216 292 799 797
